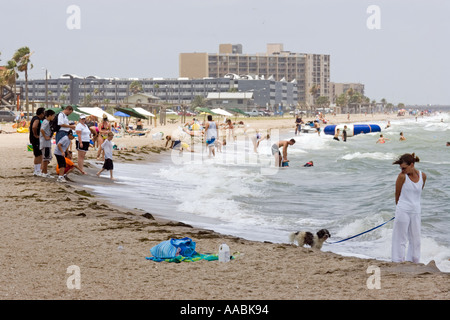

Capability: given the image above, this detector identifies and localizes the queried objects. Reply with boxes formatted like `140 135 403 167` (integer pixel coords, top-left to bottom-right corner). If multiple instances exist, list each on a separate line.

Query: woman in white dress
391 153 427 263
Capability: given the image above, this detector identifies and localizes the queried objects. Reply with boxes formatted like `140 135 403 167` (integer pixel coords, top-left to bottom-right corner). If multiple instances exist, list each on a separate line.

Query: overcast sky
1 0 449 105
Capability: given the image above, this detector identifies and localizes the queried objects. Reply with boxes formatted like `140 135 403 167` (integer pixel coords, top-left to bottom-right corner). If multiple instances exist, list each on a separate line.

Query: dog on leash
288 229 331 250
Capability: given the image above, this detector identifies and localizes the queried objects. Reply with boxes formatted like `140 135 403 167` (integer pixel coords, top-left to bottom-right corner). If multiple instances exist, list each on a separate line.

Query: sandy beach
0 113 448 301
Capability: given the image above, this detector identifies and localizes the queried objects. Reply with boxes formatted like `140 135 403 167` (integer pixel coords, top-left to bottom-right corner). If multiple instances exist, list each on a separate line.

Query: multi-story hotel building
180 43 330 105
15 75 297 112
329 82 365 104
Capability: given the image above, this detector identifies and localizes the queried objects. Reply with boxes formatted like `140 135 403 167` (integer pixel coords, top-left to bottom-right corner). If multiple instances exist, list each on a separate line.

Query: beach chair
126 127 152 137
111 126 122 138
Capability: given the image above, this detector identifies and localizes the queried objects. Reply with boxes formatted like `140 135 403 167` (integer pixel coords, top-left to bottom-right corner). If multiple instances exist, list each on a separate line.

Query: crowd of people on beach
29 105 299 185
28 105 447 183
166 114 298 167
29 105 117 183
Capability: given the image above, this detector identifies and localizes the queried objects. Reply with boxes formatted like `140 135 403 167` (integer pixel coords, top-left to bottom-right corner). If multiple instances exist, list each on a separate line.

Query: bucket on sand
152 132 164 140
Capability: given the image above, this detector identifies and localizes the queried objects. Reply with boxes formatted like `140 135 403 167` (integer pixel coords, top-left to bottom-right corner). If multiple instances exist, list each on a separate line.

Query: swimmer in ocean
376 134 389 144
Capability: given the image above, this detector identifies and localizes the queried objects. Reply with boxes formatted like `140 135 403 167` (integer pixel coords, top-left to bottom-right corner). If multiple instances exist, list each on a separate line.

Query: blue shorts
172 140 181 150
206 137 216 147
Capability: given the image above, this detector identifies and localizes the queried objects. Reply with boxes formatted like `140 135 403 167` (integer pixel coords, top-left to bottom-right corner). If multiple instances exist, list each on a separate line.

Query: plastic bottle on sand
218 243 230 262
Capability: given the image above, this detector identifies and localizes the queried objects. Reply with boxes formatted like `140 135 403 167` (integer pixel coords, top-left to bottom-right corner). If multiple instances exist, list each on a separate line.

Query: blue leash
327 217 395 244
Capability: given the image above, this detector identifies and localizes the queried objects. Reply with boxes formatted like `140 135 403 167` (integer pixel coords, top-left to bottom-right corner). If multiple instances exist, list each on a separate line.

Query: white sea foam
341 152 397 161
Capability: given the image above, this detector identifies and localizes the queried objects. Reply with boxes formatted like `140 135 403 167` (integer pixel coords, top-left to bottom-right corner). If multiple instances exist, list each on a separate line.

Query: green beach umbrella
115 106 148 120
229 108 247 115
46 106 81 121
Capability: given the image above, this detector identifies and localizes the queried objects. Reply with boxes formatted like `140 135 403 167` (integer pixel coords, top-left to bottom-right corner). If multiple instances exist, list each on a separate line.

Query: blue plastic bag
150 237 196 259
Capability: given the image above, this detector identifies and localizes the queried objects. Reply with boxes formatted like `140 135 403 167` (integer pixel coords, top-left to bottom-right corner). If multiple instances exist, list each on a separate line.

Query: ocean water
85 113 450 272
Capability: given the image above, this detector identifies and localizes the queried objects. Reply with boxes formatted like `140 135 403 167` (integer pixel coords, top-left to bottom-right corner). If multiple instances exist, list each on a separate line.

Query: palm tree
62 85 70 104
309 84 320 115
381 98 387 113
386 103 394 113
336 92 349 113
316 96 330 109
153 83 160 96
59 94 67 104
0 60 20 111
1 60 17 85
129 81 143 94
371 99 377 113
12 47 33 116
191 95 206 109
93 88 100 104
48 91 53 104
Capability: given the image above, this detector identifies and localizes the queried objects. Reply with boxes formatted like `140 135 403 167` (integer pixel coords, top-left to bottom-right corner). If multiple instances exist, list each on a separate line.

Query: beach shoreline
0 113 448 300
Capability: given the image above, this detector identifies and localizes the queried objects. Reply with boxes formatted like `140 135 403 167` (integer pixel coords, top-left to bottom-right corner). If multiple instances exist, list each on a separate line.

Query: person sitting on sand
136 119 143 130
56 150 86 179
54 130 83 183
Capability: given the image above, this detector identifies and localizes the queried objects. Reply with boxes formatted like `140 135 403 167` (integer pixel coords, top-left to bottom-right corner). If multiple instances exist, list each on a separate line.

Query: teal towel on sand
146 252 220 263
146 237 236 263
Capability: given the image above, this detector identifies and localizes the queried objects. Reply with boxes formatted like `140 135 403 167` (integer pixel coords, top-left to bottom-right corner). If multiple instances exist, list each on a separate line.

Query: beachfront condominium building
179 43 330 106
15 75 297 113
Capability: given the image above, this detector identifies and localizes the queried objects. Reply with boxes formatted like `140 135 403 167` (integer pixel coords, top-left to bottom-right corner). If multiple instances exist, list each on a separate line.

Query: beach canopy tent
229 108 247 115
78 107 117 121
195 107 217 115
61 104 90 115
114 111 130 117
115 107 148 120
211 108 233 117
133 107 155 117
46 106 86 121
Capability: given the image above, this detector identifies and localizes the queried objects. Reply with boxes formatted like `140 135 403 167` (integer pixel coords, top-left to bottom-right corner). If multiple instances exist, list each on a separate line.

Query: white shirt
75 122 91 142
101 139 113 160
54 135 71 156
58 112 70 132
396 171 423 214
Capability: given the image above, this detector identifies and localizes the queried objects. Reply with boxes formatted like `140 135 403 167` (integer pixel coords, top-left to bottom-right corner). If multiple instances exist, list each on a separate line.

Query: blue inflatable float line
353 124 381 135
324 124 381 136
323 125 336 135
